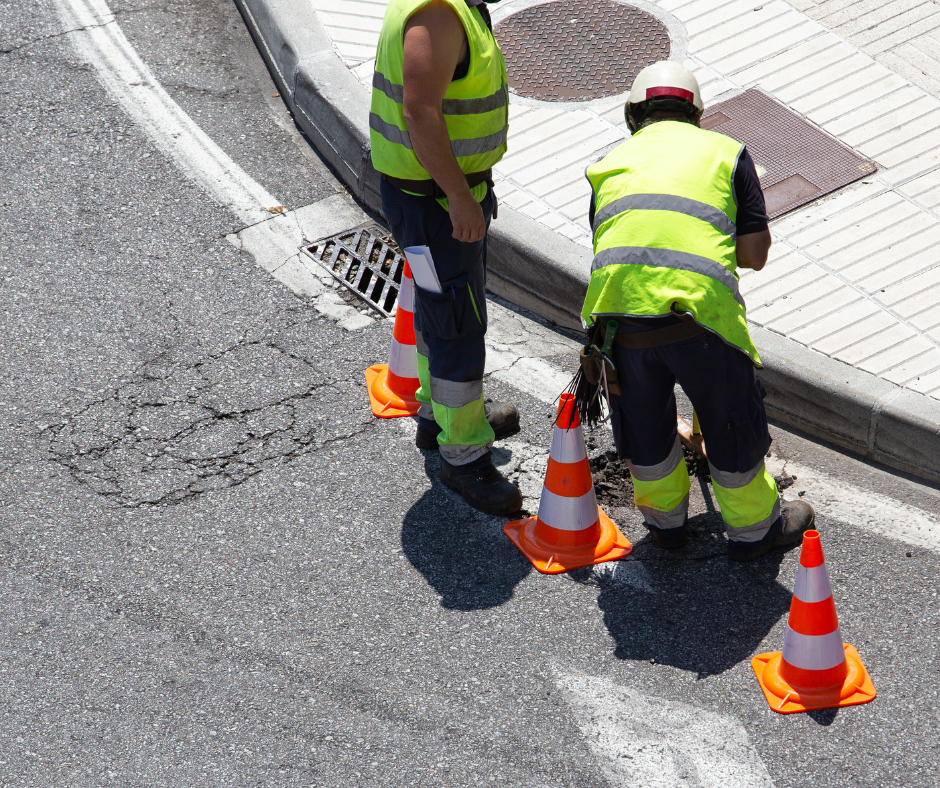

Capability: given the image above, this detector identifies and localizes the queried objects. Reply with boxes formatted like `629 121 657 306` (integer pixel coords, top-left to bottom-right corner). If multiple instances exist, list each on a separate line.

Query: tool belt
382 169 494 200
579 317 707 397
613 316 706 349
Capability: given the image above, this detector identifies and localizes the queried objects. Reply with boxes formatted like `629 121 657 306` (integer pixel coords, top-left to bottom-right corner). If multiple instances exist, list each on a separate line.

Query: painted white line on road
556 672 773 788
766 456 940 552
54 0 275 226
52 0 374 329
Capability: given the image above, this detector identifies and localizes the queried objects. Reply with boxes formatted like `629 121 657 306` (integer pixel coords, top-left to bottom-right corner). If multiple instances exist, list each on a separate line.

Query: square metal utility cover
702 89 876 219
301 223 405 317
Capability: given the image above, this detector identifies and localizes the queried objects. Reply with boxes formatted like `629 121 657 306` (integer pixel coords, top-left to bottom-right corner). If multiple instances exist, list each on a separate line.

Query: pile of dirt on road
589 446 710 509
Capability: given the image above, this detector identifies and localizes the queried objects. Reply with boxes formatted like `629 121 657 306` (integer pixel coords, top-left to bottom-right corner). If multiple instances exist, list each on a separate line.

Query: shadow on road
571 510 794 677
401 451 532 611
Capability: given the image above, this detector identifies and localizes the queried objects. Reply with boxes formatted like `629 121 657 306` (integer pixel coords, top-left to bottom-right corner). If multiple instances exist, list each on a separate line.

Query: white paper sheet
403 245 443 294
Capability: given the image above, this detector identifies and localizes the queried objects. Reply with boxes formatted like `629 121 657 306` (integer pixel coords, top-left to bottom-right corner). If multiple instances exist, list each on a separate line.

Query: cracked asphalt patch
42 323 372 506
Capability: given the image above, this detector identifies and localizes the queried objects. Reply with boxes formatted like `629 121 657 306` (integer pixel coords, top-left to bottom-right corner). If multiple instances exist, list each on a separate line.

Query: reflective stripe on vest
370 0 509 181
592 246 745 307
372 71 508 115
369 113 508 157
592 192 737 239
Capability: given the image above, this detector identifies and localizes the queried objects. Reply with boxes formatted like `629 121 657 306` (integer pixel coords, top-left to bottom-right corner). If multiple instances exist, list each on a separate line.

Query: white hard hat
626 61 704 113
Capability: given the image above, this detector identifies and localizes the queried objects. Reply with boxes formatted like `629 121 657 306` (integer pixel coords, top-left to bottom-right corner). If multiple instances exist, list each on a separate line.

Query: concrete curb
234 0 940 484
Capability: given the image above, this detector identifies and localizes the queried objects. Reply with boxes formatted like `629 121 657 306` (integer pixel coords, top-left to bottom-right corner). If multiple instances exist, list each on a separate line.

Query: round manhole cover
495 0 671 102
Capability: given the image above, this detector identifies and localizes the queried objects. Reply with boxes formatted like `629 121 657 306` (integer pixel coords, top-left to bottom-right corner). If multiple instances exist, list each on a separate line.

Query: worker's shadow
400 449 531 611
577 510 793 677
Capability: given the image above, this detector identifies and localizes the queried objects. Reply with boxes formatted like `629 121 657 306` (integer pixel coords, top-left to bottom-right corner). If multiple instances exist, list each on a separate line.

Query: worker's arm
736 229 771 271
402 1 484 243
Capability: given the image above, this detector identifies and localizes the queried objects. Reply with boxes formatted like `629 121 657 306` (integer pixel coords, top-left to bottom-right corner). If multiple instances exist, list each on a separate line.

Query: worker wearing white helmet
580 61 815 561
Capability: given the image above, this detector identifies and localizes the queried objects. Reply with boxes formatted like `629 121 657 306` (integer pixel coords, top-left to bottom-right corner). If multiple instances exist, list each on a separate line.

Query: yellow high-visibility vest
582 120 760 365
370 0 509 182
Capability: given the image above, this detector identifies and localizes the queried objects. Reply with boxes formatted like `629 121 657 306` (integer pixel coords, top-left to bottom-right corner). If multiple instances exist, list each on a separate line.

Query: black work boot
415 399 520 451
439 462 523 516
727 500 816 562
645 519 689 549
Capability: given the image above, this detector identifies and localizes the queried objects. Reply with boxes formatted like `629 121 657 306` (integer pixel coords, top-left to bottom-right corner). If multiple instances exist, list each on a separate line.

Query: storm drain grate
702 88 877 219
300 223 405 317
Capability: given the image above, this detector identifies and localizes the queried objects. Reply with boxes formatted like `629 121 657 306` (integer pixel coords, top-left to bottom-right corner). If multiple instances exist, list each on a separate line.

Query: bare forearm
404 104 474 202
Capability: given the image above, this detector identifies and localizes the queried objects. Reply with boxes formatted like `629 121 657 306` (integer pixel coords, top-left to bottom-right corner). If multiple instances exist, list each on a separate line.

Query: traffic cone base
504 505 632 574
364 364 420 418
752 644 876 714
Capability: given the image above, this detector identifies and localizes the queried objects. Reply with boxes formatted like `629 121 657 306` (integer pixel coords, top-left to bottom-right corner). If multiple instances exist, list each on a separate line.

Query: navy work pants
380 178 495 470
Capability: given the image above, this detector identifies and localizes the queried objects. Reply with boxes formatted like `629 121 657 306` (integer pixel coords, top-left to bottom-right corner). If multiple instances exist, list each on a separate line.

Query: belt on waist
613 318 707 349
382 169 493 199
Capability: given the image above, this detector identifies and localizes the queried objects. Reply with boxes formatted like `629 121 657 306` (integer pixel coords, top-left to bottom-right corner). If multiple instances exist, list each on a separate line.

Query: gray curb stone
234 0 940 485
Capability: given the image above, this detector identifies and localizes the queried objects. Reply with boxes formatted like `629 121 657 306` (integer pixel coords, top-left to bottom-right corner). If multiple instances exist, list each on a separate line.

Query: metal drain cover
301 223 405 317
702 89 877 219
495 0 670 102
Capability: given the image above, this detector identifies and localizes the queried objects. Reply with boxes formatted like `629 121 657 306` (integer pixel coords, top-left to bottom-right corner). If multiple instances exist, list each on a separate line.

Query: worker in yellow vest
583 62 815 561
370 0 522 516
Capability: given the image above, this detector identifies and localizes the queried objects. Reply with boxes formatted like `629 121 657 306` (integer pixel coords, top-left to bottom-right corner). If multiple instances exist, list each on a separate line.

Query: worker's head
624 61 704 133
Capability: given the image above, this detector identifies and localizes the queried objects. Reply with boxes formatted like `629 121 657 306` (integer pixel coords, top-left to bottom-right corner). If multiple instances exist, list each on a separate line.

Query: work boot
439 462 524 516
727 500 816 562
415 399 520 451
646 519 689 549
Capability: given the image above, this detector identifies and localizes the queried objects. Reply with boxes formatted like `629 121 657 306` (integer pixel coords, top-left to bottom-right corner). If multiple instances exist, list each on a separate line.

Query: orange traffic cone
504 393 632 574
365 261 421 418
752 530 876 714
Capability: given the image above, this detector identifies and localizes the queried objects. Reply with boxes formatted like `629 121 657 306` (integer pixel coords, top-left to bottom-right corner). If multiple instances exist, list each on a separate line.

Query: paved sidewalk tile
308 0 940 400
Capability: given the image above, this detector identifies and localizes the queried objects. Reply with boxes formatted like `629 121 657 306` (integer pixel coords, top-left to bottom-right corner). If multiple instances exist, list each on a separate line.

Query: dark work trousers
380 178 495 472
607 321 780 542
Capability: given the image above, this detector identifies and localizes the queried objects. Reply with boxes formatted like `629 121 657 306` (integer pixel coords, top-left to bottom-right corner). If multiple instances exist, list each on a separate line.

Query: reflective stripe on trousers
415 327 493 463
629 436 690 530
709 460 781 542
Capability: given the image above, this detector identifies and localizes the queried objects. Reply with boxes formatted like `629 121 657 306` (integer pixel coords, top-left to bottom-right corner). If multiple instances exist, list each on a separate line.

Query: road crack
41 334 371 507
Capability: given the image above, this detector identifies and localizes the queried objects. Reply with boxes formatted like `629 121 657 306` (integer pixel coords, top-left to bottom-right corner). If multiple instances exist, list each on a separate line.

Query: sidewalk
234 0 940 482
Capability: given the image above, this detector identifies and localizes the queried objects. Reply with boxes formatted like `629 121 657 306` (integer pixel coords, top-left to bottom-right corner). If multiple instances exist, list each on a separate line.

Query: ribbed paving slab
494 0 670 101
703 88 877 218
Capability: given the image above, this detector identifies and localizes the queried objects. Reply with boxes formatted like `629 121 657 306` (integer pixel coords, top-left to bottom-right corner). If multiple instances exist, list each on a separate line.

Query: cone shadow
401 452 531 611
588 511 794 676
807 708 840 726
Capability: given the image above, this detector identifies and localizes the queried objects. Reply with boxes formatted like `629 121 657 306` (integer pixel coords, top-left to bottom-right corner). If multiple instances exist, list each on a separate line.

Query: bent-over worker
582 61 815 561
370 0 523 516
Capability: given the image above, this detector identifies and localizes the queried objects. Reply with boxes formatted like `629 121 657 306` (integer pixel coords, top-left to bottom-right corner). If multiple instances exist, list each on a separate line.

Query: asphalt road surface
1 1 939 786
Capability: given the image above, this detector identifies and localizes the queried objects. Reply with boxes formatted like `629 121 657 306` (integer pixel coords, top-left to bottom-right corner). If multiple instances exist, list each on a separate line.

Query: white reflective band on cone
537 488 599 531
781 627 846 671
550 426 587 464
388 340 418 379
398 273 414 313
793 563 833 604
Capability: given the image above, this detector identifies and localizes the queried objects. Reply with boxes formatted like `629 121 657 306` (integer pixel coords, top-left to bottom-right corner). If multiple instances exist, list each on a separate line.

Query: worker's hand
449 192 486 243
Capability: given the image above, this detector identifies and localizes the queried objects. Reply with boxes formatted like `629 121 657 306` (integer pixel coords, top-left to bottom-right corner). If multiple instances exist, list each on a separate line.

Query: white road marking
53 0 373 329
766 456 940 553
54 0 274 226
556 672 773 788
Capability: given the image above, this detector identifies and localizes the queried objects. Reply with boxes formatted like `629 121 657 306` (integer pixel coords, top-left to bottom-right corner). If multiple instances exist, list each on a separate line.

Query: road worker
370 0 522 516
582 61 815 560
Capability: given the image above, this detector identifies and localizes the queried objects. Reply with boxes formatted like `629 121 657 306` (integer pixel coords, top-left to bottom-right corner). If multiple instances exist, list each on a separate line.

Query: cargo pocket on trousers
415 271 486 342
727 379 772 472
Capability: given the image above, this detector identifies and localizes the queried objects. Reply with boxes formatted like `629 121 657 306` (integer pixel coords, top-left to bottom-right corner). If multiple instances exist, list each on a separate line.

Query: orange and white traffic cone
752 530 876 714
365 261 421 419
504 393 632 574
